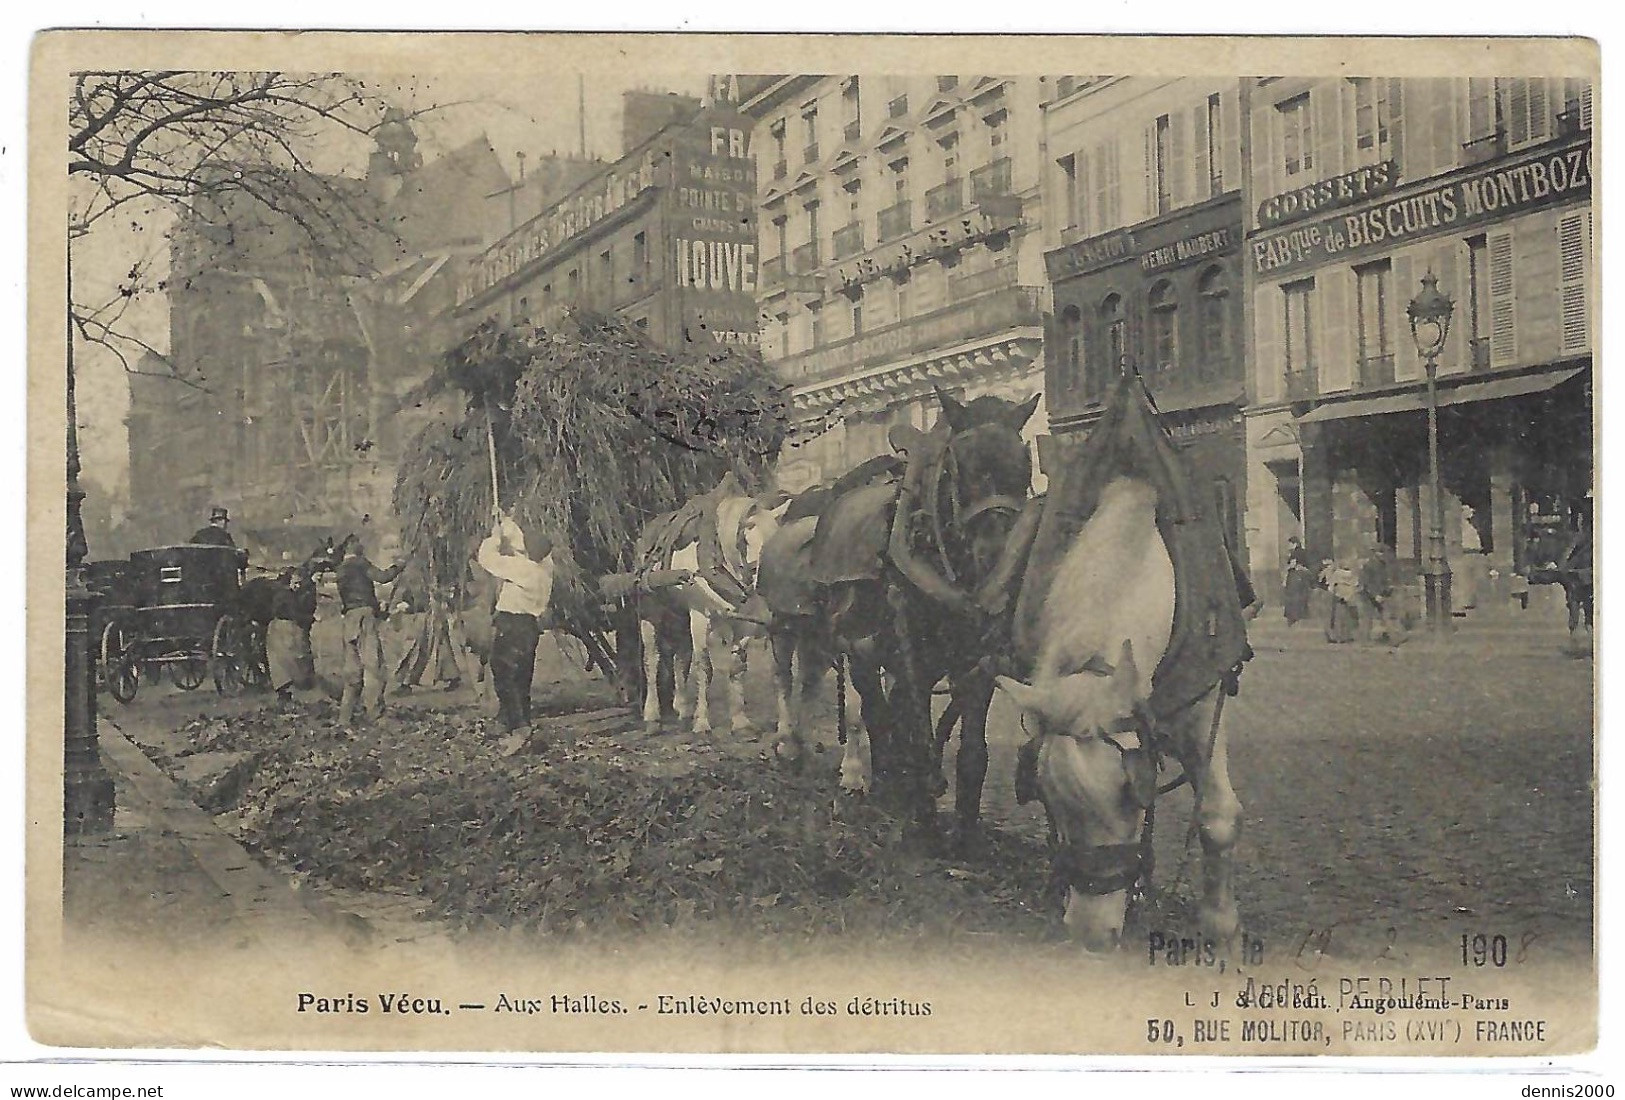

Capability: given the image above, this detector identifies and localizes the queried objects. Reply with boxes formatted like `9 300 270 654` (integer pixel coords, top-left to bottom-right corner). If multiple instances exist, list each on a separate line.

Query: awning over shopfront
1295 366 1586 424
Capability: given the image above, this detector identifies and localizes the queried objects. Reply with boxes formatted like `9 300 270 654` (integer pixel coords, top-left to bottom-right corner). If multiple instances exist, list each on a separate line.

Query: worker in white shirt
476 513 557 733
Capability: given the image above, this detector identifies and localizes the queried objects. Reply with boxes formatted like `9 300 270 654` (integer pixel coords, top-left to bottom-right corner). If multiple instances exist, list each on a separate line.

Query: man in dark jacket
335 535 404 728
190 506 237 547
1357 544 1396 644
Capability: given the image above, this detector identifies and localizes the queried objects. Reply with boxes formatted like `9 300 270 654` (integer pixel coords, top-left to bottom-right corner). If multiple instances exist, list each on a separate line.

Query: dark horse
235 538 342 684
760 390 1040 844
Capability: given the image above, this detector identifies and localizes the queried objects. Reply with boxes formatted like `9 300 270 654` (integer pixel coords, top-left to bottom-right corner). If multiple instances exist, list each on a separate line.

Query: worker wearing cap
476 513 556 734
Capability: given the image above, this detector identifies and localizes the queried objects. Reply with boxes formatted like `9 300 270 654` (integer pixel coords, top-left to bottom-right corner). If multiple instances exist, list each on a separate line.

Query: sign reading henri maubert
1139 226 1239 274
1251 136 1591 279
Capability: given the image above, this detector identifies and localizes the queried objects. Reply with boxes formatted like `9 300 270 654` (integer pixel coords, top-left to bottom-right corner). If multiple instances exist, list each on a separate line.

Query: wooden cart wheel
108 637 140 706
98 620 122 690
242 620 270 690
171 657 207 691
211 615 245 696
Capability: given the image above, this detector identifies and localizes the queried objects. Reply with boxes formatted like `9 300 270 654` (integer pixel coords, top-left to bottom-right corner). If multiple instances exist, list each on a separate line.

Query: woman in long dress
1282 536 1314 626
267 570 318 704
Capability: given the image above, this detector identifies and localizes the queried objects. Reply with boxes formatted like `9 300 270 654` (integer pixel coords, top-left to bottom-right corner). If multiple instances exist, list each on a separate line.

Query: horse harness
921 424 1027 587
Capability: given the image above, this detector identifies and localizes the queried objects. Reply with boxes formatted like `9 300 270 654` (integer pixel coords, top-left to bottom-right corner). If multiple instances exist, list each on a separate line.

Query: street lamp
1407 272 1455 634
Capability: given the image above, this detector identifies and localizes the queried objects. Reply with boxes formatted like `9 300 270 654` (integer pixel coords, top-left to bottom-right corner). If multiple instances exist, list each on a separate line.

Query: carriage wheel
211 615 246 696
108 645 140 705
242 621 270 690
98 621 123 691
171 658 208 691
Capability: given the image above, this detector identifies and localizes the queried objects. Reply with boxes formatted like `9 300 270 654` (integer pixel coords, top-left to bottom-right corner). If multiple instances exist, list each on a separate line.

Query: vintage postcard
27 30 1599 1060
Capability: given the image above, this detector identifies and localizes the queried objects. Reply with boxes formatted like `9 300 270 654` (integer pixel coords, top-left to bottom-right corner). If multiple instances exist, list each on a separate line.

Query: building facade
736 75 1047 492
1041 77 1251 555
451 91 761 353
1243 77 1593 614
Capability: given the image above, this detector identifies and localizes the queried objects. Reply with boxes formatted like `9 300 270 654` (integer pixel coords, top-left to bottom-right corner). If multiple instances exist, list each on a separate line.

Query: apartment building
736 74 1047 491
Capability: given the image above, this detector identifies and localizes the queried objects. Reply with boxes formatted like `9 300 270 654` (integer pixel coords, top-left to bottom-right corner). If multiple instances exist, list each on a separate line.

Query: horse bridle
931 426 1029 584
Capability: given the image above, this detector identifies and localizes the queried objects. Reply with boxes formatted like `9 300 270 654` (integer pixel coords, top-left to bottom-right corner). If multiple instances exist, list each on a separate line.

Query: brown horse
759 390 1040 843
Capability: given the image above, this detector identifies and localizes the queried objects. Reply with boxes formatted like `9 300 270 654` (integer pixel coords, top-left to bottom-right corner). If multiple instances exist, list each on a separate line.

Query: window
1278 94 1313 181
802 105 819 162
773 216 789 265
842 77 861 133
567 268 580 300
808 301 824 348
1354 259 1393 387
1154 114 1172 214
1059 304 1084 391
1487 229 1515 366
851 297 864 337
775 311 790 358
1057 154 1079 230
599 248 613 302
770 120 787 175
1205 93 1223 196
1283 278 1316 389
1099 293 1126 382
632 232 649 281
988 111 1006 155
1090 141 1121 230
1558 211 1592 354
894 275 912 321
1349 78 1392 162
805 201 822 260
1501 78 1553 149
1148 280 1178 373
1197 266 1229 376
1465 234 1489 368
1466 78 1499 143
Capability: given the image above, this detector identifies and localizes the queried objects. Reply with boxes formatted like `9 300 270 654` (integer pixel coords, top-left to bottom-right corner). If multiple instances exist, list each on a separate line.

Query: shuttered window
1278 94 1313 182
1558 211 1592 354
1487 229 1516 367
1466 77 1498 142
1092 141 1120 230
1504 78 1552 149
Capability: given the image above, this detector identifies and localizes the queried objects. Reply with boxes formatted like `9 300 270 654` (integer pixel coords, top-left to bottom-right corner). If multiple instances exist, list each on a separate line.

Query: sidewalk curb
97 725 329 943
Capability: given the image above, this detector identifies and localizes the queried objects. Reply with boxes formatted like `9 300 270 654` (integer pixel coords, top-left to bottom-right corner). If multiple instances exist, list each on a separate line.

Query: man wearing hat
476 512 556 735
190 506 238 548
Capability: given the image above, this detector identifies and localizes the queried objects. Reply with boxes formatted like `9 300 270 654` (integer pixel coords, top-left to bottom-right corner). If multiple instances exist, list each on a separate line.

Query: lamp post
1407 272 1455 635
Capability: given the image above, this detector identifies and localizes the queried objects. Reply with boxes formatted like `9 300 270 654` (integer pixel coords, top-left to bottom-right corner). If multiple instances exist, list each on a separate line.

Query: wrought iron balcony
1462 129 1507 165
878 200 913 241
925 178 964 222
1358 353 1396 389
832 222 865 260
970 157 1013 204
1469 337 1491 371
1283 367 1319 403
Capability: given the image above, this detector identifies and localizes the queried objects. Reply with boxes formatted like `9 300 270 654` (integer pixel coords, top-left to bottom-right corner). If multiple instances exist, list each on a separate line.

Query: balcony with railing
832 222 866 261
878 200 913 241
1357 353 1396 389
1462 129 1507 165
1469 337 1491 371
970 157 1013 204
789 241 821 275
1283 367 1319 404
925 178 964 222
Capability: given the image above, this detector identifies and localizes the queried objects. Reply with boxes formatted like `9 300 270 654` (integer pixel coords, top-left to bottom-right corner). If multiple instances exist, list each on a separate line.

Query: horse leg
726 632 754 735
837 654 872 793
845 648 887 793
950 672 994 852
639 616 663 733
1172 690 1244 947
770 628 807 762
688 609 713 735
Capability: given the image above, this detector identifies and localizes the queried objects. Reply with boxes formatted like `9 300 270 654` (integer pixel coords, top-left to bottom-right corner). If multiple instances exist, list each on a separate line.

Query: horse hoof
642 721 661 736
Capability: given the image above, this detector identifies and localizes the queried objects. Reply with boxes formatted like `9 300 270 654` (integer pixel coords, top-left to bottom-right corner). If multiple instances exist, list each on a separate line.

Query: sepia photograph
26 30 1599 1063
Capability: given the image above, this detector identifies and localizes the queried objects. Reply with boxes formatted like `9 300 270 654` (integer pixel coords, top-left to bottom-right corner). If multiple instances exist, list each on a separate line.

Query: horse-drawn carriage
103 544 267 703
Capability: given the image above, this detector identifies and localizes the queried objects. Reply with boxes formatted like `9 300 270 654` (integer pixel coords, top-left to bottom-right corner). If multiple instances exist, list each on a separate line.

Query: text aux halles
551 993 628 1014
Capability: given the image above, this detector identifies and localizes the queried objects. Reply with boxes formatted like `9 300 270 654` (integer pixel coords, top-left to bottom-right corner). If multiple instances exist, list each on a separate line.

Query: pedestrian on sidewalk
1322 560 1360 644
267 568 317 705
336 535 404 729
1357 544 1397 645
1283 536 1314 626
476 513 555 736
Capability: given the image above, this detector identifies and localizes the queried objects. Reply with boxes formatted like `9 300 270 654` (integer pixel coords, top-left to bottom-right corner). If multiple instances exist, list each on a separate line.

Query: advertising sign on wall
672 107 761 346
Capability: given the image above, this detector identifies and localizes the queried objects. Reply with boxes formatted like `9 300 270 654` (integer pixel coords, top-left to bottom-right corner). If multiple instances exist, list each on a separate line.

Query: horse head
994 476 1176 952
930 390 1041 585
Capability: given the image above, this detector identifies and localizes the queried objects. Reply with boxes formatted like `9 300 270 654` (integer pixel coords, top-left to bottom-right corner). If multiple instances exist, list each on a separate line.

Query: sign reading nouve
1251 139 1591 279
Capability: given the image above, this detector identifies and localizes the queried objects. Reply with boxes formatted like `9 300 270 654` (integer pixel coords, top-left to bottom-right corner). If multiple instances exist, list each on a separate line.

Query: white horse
635 488 788 736
994 477 1244 953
